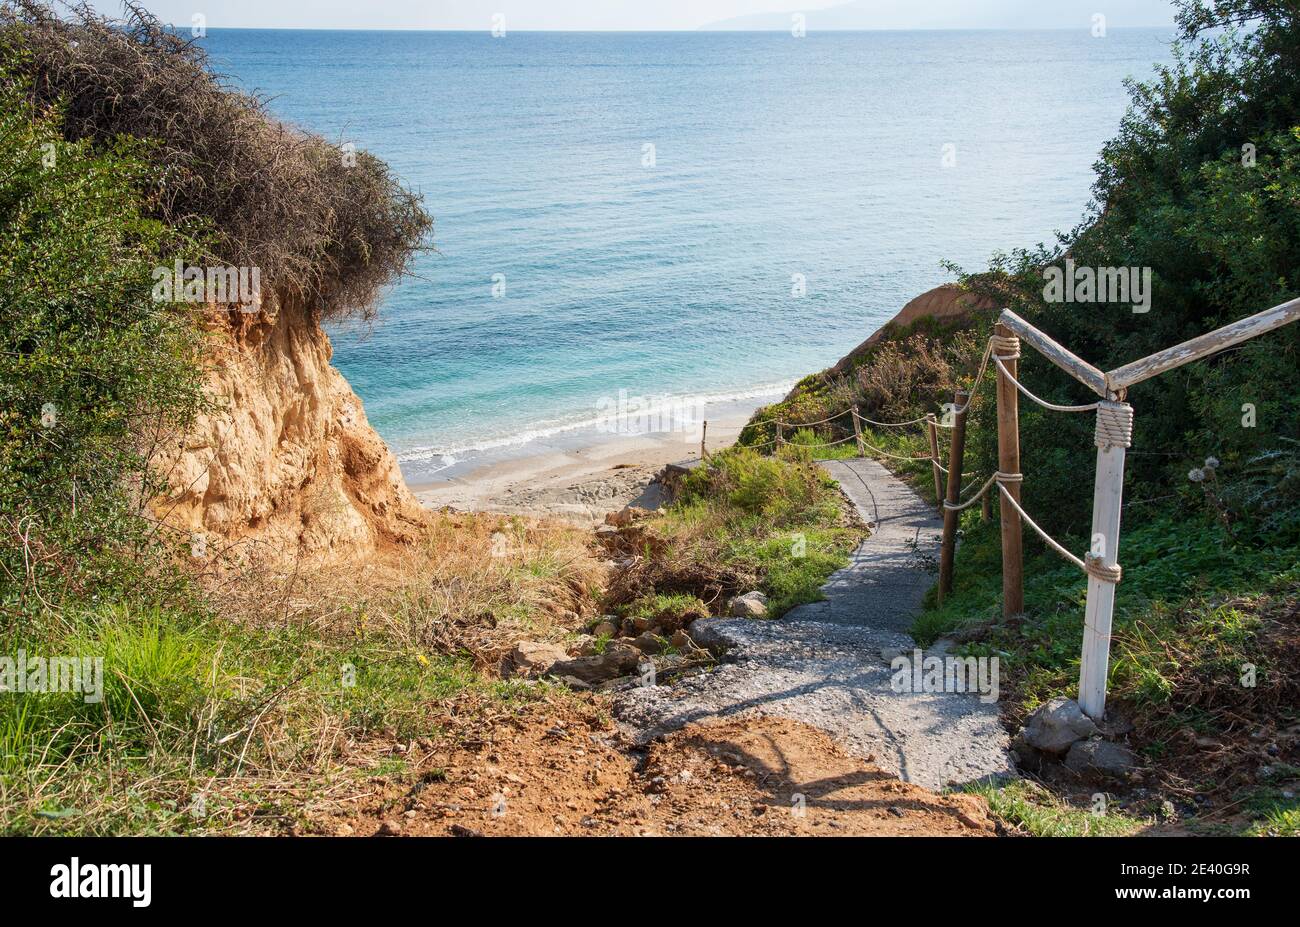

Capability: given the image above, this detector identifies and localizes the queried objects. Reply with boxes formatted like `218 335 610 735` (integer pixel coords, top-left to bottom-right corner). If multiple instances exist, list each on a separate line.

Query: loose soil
321 699 994 837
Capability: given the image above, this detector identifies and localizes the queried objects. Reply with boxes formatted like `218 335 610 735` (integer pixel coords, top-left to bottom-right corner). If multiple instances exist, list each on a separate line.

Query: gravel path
615 458 1015 790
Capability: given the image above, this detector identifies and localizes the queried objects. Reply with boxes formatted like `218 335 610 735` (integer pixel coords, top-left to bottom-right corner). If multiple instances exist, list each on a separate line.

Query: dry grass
1 511 609 835
212 512 608 665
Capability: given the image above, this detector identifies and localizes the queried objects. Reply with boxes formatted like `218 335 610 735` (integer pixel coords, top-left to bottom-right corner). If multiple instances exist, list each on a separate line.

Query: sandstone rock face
155 296 426 561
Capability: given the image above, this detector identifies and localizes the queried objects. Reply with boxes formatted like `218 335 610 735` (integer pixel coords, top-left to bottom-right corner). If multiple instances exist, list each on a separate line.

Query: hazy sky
91 0 1179 31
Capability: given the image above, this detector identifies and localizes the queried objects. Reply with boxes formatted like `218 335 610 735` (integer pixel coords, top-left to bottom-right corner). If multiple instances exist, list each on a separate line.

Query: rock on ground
1020 697 1100 754
729 591 769 618
1064 739 1139 783
616 458 1015 791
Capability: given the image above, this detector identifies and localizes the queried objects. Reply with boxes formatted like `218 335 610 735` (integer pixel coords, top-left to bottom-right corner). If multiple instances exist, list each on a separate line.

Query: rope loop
990 333 1021 359
1084 553 1123 584
994 470 1023 483
1094 400 1134 449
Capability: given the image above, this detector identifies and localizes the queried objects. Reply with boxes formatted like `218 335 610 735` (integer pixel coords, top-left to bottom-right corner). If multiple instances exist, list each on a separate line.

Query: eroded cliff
157 295 425 560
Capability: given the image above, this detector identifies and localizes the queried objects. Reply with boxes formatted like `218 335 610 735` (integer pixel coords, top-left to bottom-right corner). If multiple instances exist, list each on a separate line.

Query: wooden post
776 422 784 452
701 420 708 460
937 390 969 603
926 414 943 506
994 322 1024 617
981 487 992 523
1077 400 1132 720
851 406 865 457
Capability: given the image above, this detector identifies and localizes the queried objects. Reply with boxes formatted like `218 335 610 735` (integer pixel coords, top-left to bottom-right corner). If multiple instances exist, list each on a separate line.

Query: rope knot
990 333 1021 359
1084 553 1123 584
994 471 1023 484
1094 400 1134 449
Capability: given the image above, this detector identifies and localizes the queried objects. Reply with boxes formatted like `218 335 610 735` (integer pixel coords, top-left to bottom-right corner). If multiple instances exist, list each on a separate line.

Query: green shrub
680 447 836 527
0 53 205 616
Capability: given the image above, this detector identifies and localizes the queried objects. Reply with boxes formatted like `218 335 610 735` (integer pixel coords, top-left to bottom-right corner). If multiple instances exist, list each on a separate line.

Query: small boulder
502 640 569 678
1020 697 1099 754
1064 739 1139 783
591 620 617 638
547 641 643 684
729 591 769 618
605 505 650 527
688 619 731 657
631 631 666 655
595 524 620 540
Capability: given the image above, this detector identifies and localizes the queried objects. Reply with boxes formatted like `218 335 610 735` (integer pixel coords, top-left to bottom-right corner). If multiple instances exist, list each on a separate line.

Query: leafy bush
680 447 837 527
0 53 205 615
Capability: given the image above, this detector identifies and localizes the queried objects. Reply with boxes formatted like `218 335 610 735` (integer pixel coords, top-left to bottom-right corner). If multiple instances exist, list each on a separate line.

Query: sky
89 0 1180 31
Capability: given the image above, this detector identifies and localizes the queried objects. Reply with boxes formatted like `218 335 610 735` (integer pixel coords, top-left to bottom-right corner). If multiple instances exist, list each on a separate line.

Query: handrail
1105 294 1300 391
997 309 1109 397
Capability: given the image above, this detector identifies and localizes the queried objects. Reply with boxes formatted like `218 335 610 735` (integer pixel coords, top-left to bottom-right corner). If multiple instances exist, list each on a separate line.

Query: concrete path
615 458 1014 790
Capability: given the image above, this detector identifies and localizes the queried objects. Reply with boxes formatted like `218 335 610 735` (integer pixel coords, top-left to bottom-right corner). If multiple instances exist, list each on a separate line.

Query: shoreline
411 404 756 521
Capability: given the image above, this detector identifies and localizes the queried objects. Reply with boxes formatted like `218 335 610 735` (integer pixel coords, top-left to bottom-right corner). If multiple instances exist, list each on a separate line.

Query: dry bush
2 0 431 320
209 512 607 668
855 333 960 421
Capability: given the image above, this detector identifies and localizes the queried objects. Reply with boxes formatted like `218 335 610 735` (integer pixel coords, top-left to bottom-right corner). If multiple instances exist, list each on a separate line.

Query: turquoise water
200 28 1174 482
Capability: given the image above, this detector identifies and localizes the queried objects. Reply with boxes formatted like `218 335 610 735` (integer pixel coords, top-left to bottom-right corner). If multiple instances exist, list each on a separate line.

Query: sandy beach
412 406 755 521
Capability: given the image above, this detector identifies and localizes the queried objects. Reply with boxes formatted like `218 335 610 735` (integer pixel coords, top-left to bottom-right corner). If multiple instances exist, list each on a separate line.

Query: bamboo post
701 420 708 460
937 390 969 603
926 414 943 506
994 322 1024 617
1077 400 1133 720
851 406 865 457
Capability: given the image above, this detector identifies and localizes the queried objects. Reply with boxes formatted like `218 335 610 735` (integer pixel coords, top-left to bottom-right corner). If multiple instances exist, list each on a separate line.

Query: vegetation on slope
604 447 865 620
3 1 431 321
743 0 1300 835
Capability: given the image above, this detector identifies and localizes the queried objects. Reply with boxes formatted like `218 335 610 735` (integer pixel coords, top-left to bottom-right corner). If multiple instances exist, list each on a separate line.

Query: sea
197 27 1175 483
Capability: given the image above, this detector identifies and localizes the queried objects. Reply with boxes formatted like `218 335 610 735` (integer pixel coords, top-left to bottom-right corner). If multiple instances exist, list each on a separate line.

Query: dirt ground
318 700 994 837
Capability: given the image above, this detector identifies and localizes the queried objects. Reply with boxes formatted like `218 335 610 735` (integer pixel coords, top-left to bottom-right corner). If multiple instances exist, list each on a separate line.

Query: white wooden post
1077 399 1133 720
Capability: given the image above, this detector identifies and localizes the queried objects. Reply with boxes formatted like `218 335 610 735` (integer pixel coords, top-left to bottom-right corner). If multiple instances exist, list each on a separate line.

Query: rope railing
728 298 1300 723
992 354 1100 414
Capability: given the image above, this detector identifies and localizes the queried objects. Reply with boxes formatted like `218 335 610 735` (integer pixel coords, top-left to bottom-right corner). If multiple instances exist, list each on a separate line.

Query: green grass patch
631 447 866 618
967 780 1149 836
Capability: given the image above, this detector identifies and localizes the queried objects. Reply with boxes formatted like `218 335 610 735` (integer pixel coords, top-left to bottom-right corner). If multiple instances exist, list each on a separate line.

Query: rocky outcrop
155 293 425 561
824 283 997 380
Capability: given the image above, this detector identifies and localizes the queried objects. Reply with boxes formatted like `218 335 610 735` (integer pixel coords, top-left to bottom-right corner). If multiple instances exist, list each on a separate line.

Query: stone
605 505 650 527
631 631 666 654
377 819 403 836
1009 735 1044 774
687 619 731 657
502 640 568 678
547 641 643 684
592 620 617 638
1019 697 1099 754
595 524 620 539
1064 739 1139 783
729 591 769 618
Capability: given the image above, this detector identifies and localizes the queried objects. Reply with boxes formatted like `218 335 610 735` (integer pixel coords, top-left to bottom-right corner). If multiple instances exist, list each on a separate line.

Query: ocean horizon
199 27 1176 482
